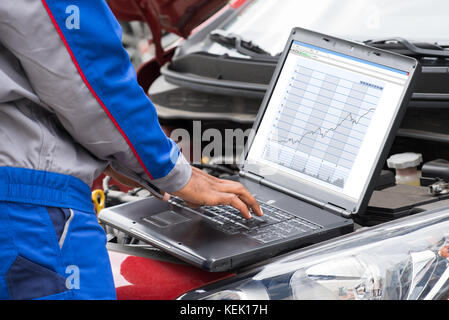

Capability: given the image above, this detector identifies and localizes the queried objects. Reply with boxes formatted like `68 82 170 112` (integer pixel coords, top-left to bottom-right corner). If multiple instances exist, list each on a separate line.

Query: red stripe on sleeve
41 0 154 180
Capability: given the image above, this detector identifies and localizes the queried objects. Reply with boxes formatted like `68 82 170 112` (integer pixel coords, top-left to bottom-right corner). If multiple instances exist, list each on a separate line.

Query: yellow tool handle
92 189 105 215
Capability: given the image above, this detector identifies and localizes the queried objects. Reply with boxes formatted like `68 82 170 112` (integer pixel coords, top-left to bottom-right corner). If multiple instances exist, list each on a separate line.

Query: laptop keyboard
168 197 323 243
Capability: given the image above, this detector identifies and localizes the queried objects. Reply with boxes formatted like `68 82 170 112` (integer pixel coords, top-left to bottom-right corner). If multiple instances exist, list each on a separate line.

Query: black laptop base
100 176 353 272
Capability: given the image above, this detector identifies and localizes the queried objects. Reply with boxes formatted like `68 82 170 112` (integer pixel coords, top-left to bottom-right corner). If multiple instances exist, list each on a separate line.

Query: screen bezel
242 27 420 215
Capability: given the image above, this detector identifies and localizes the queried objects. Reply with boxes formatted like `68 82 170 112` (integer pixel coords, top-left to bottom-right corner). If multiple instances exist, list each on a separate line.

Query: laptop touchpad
143 211 190 228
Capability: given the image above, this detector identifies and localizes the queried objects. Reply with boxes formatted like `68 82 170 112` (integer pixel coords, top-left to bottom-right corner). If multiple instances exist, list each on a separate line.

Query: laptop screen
247 40 410 202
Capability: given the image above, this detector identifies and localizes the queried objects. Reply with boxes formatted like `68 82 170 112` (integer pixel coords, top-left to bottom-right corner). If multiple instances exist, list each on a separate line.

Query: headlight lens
179 208 449 300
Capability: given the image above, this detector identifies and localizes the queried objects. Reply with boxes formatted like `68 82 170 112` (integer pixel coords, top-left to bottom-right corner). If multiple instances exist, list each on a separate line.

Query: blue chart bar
263 57 384 189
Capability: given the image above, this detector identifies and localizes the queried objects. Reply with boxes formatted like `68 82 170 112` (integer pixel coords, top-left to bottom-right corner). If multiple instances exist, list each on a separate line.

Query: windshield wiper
209 30 277 61
364 38 449 58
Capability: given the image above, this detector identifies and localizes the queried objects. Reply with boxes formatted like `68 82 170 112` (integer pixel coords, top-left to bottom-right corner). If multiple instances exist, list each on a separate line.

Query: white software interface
247 40 410 201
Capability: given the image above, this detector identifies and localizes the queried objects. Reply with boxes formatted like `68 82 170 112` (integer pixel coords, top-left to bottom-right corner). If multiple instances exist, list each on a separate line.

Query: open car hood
107 0 228 63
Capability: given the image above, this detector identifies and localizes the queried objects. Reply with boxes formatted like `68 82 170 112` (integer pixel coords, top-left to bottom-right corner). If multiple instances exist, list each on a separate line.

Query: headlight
179 208 449 300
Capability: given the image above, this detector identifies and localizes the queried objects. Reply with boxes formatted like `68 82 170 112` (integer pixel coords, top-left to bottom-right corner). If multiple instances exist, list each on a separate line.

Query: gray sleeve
0 1 191 193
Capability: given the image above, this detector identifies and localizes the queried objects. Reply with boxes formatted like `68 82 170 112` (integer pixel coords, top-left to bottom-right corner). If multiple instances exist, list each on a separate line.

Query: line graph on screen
263 64 384 188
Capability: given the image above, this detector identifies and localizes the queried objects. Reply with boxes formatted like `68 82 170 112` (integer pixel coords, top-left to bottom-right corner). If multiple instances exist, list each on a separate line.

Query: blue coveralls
0 168 116 300
0 1 191 299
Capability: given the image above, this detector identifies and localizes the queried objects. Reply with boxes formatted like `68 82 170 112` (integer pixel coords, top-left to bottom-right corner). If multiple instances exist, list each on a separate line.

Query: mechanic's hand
173 166 263 219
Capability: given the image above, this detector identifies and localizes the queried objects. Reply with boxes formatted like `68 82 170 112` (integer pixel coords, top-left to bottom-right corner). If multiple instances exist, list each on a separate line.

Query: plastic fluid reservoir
387 152 423 186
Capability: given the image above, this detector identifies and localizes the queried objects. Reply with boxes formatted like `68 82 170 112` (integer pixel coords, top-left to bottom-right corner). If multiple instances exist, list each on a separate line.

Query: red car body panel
108 250 234 300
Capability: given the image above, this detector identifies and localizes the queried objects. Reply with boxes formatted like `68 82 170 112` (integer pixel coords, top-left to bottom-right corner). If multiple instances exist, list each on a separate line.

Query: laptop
99 27 420 272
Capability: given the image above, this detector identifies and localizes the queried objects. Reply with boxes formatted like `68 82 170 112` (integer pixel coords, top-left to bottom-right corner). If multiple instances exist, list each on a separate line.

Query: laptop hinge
239 170 263 183
240 171 352 218
323 203 353 218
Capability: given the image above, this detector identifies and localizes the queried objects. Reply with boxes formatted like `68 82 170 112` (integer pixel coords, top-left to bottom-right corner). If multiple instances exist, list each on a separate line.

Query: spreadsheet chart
246 38 409 201
263 58 385 188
